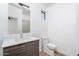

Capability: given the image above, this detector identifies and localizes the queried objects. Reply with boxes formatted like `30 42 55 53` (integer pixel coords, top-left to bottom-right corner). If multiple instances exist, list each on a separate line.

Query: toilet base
44 49 55 56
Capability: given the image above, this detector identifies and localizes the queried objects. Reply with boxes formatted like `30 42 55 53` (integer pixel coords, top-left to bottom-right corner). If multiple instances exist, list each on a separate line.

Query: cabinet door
3 40 39 56
3 44 25 56
25 40 39 56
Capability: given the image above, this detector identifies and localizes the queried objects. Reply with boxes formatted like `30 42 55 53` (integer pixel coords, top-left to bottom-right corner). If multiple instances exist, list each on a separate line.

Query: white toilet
41 35 56 55
46 43 56 55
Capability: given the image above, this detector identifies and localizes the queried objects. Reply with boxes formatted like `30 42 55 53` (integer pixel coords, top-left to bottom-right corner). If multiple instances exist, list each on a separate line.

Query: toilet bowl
47 43 56 50
41 35 56 51
41 35 56 55
47 43 56 55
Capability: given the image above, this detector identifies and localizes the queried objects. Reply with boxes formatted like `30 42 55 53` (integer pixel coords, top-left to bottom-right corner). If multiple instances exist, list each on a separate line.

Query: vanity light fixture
18 3 30 8
41 10 46 20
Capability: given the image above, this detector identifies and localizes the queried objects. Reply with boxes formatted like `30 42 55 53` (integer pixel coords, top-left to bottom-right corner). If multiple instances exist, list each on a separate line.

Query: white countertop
2 37 40 48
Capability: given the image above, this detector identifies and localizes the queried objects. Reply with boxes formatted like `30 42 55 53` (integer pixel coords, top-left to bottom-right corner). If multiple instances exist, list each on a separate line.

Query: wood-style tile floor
39 52 50 56
39 51 64 56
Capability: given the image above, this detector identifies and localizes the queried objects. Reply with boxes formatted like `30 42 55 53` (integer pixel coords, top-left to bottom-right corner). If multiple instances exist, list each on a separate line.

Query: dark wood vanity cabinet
3 40 39 56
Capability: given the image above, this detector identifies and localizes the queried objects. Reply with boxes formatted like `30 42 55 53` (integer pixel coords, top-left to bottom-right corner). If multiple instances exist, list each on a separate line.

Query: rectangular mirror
8 3 22 34
8 3 30 34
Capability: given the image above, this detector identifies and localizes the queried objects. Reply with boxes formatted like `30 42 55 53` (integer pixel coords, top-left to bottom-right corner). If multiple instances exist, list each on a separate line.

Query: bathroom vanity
2 37 39 56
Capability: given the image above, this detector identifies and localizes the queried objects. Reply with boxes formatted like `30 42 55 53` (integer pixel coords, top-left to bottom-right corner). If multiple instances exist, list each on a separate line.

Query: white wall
30 3 48 51
0 3 8 55
47 3 79 56
30 3 47 36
